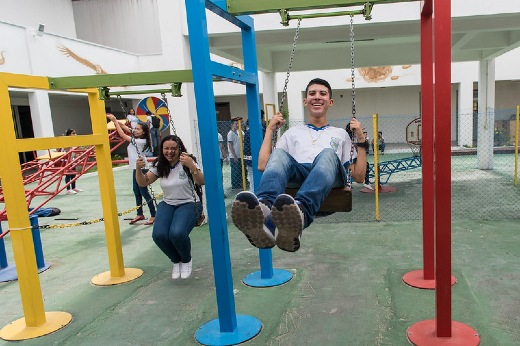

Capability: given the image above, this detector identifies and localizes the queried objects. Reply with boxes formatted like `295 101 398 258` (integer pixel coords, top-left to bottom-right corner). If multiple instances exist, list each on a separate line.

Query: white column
28 90 54 156
477 59 495 169
458 79 473 147
261 72 278 118
286 86 304 123
156 0 197 154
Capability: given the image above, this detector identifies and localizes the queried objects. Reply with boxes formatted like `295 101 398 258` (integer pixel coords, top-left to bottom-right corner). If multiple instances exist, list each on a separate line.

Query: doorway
12 105 35 164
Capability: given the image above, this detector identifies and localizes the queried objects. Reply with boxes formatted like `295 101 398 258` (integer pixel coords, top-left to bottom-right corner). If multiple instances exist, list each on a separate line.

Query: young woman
107 113 156 225
126 108 139 129
61 128 83 195
135 135 204 280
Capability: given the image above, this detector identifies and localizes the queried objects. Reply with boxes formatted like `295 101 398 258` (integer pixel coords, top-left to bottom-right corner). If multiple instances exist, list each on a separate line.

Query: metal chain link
347 14 357 186
38 192 164 229
279 18 301 113
161 93 177 137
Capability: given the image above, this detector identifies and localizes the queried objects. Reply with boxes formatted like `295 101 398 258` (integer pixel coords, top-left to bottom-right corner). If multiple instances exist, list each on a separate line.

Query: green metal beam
48 70 193 90
226 0 419 16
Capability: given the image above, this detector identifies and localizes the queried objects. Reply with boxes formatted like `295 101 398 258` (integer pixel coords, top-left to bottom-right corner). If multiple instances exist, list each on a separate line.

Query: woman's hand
136 157 146 170
106 114 116 122
180 153 196 171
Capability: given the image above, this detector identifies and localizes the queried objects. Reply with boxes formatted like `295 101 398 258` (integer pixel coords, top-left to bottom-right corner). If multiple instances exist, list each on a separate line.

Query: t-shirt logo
330 137 340 151
179 171 187 180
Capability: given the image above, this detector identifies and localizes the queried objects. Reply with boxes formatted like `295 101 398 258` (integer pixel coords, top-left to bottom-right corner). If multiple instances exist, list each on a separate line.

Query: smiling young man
231 78 367 252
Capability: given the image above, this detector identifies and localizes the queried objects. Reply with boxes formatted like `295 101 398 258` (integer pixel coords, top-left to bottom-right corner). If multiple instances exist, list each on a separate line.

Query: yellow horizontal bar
16 134 105 152
0 73 50 90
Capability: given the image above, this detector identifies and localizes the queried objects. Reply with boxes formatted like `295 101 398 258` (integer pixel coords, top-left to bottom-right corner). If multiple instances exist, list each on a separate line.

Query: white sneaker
66 189 77 195
73 188 83 192
364 183 374 190
172 263 181 280
180 260 192 279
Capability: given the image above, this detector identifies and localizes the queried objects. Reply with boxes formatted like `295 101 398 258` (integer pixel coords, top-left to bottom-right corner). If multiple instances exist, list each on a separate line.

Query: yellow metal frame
372 114 380 221
0 72 142 340
264 103 276 125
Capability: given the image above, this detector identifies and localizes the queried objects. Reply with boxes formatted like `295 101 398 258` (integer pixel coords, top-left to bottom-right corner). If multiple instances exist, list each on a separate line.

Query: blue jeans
255 148 348 228
230 159 244 189
372 142 386 153
152 201 202 263
150 128 160 151
65 174 76 190
132 169 156 217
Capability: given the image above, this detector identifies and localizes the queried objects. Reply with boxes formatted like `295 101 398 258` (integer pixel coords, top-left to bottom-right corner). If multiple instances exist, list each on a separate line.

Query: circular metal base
360 185 397 193
242 269 293 287
407 319 480 345
0 262 51 283
402 270 456 289
91 268 143 286
0 311 72 340
195 315 262 346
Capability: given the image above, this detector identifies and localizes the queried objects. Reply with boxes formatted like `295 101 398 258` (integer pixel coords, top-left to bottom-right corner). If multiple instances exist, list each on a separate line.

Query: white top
227 129 244 159
128 136 148 170
149 161 201 205
276 124 357 168
218 132 226 159
126 114 139 129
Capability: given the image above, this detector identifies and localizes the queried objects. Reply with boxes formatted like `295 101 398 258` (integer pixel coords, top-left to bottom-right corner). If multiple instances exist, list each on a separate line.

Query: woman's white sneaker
172 263 181 280
181 260 192 279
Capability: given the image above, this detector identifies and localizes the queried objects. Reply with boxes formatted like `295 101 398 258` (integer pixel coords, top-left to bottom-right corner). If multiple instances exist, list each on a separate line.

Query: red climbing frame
0 129 127 221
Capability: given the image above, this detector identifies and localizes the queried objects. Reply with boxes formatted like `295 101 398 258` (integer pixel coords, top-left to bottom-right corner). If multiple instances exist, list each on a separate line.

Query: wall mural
348 65 412 83
57 43 107 74
0 51 6 65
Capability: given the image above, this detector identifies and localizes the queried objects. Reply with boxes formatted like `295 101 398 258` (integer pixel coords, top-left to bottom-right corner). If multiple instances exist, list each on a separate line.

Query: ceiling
208 12 520 72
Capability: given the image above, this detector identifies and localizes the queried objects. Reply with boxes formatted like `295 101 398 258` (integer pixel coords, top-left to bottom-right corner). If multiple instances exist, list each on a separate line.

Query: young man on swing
231 78 367 252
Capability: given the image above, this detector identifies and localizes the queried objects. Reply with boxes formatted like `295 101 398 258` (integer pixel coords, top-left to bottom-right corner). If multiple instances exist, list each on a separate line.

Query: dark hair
378 131 383 135
154 135 202 201
65 128 75 136
146 111 152 116
305 78 332 98
135 122 152 152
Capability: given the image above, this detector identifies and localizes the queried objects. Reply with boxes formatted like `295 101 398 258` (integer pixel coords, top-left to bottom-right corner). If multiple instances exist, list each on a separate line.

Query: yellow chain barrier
39 192 164 229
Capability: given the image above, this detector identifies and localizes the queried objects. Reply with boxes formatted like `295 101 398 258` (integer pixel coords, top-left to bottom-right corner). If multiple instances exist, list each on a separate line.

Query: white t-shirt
227 129 243 159
128 136 148 170
276 124 357 168
127 114 139 129
218 132 226 159
149 161 201 205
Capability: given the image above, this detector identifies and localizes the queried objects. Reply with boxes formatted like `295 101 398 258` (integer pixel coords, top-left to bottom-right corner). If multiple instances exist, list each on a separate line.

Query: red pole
420 2 435 281
434 0 452 337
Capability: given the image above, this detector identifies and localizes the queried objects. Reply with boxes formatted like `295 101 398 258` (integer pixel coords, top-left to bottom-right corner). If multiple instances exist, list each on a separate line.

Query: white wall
0 0 77 37
72 0 162 54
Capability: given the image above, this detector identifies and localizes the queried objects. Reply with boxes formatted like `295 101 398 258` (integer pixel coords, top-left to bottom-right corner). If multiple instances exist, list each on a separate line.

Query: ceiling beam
225 0 420 16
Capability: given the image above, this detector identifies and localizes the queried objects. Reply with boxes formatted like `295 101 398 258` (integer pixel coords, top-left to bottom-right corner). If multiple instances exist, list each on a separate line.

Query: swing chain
117 95 127 118
350 15 356 119
279 18 302 113
161 93 177 137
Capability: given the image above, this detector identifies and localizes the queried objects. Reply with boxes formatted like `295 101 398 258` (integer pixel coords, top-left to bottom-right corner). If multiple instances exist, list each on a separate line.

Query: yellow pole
0 74 71 340
373 114 380 221
515 105 519 186
88 90 142 285
0 80 46 327
238 120 247 191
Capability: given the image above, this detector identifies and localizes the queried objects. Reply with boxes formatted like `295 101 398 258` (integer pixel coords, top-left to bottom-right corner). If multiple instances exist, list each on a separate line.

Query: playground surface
1 168 520 345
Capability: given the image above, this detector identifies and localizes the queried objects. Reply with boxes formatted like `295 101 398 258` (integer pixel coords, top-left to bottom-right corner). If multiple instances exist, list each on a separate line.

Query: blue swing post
185 1 262 344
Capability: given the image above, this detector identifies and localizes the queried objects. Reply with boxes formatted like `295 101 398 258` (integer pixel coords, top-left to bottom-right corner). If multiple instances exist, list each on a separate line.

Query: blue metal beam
206 0 251 30
210 61 256 84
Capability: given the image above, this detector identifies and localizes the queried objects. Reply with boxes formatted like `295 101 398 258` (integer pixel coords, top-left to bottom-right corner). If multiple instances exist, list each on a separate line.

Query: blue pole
30 216 45 269
0 223 7 269
185 0 237 333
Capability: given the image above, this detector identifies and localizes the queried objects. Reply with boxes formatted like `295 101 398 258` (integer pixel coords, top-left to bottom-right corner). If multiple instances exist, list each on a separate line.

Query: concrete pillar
477 59 495 169
28 90 54 157
157 0 197 154
457 79 473 147
286 86 304 123
261 72 278 119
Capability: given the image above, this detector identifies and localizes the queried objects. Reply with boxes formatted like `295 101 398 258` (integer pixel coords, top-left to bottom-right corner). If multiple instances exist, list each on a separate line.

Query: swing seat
285 186 352 213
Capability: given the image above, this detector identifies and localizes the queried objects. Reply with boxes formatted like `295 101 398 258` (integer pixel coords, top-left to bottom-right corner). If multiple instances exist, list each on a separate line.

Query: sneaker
231 191 275 249
181 260 192 279
271 194 304 252
66 189 77 195
172 263 181 280
364 183 374 190
73 188 83 193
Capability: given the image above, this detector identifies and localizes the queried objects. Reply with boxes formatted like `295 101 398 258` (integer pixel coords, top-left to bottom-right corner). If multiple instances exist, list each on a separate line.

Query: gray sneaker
271 194 304 252
231 191 275 249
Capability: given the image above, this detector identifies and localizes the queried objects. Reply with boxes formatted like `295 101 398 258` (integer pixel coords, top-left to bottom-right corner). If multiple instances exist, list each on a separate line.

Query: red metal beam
434 0 452 337
420 0 432 16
